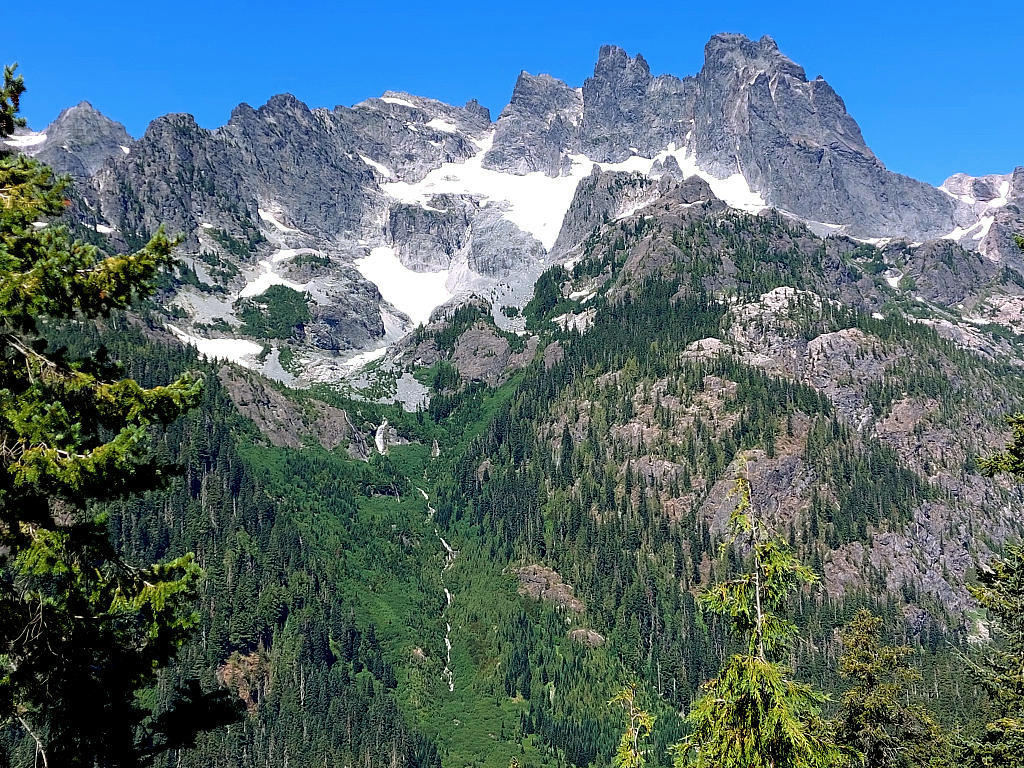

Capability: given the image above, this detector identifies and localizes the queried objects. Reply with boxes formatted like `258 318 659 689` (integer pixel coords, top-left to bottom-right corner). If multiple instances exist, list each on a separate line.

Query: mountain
4 34 1024 767
6 33 1020 387
7 100 131 179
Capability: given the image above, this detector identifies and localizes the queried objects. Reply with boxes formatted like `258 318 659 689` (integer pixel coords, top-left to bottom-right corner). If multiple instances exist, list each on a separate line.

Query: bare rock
568 628 606 648
450 321 539 386
218 367 369 458
517 564 585 613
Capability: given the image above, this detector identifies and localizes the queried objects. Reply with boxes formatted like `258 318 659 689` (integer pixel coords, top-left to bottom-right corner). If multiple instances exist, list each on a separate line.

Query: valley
1 27 1023 768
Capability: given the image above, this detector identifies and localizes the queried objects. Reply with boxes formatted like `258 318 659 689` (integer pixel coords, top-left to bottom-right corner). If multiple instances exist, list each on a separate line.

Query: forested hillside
12 208 1019 768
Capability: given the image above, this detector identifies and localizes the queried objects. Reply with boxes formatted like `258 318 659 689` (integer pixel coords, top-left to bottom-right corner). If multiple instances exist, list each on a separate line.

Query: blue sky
7 0 1022 184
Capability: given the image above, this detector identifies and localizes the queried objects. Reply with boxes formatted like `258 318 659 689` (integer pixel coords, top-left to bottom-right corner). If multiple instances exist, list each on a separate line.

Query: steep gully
419 487 455 692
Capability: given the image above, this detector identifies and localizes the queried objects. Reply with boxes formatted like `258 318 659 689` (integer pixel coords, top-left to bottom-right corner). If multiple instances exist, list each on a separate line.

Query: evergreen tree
967 305 1024 767
0 65 239 767
672 460 841 768
956 544 1024 768
610 682 654 768
834 609 948 768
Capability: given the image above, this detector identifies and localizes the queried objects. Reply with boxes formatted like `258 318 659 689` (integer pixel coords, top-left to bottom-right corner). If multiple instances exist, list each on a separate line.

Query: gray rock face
218 367 369 458
449 320 539 386
942 172 1011 206
466 205 546 275
940 167 1024 265
10 33 1016 383
883 239 998 306
552 168 681 255
94 89 494 252
579 45 695 162
651 154 686 182
306 264 387 352
388 198 472 271
477 35 983 244
34 101 133 179
691 34 967 240
218 94 375 239
483 45 697 174
95 112 254 244
483 72 582 176
341 91 491 183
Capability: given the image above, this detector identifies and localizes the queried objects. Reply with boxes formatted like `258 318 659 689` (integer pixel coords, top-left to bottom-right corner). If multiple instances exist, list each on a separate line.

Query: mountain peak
261 93 310 114
594 45 651 79
50 100 125 131
464 98 491 123
703 32 806 80
32 100 134 178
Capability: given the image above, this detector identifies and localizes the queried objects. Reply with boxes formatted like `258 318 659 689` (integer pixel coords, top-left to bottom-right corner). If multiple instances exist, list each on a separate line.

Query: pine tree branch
16 715 48 768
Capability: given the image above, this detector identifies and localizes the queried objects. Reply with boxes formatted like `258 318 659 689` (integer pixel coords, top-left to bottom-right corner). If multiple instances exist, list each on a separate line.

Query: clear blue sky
7 0 1022 184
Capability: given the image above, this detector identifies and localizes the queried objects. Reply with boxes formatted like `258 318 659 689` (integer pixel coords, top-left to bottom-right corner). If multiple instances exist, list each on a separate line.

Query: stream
419 488 455 692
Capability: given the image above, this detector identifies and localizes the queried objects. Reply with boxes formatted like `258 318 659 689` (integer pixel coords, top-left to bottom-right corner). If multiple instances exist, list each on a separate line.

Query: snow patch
119 145 130 155
4 131 46 149
861 236 892 247
237 251 308 299
94 223 115 235
166 325 263 367
576 144 766 216
568 288 596 303
381 135 765 253
342 345 388 370
257 207 299 234
425 117 457 133
381 96 416 108
383 132 587 250
358 153 395 179
941 218 991 242
355 246 452 327
269 247 317 264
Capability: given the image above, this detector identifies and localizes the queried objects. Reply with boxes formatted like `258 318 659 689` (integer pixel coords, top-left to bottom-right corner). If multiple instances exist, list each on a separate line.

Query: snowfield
237 249 313 299
4 131 47 149
166 324 263 367
355 246 452 327
341 345 388 370
381 133 766 251
381 95 417 108
425 118 458 133
257 207 300 234
358 154 395 179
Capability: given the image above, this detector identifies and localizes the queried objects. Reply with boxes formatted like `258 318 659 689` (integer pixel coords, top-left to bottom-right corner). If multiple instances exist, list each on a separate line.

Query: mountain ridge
4 33 1022 385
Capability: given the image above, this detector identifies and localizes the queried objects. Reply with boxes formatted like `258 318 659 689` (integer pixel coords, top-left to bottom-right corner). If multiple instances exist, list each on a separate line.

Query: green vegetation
197 249 241 284
671 464 841 768
291 251 331 269
835 610 948 768
610 684 654 768
235 284 311 339
966 411 1024 767
208 226 263 258
0 65 238 767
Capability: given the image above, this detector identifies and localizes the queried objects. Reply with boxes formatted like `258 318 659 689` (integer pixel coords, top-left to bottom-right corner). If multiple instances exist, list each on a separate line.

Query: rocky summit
5 33 1021 386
